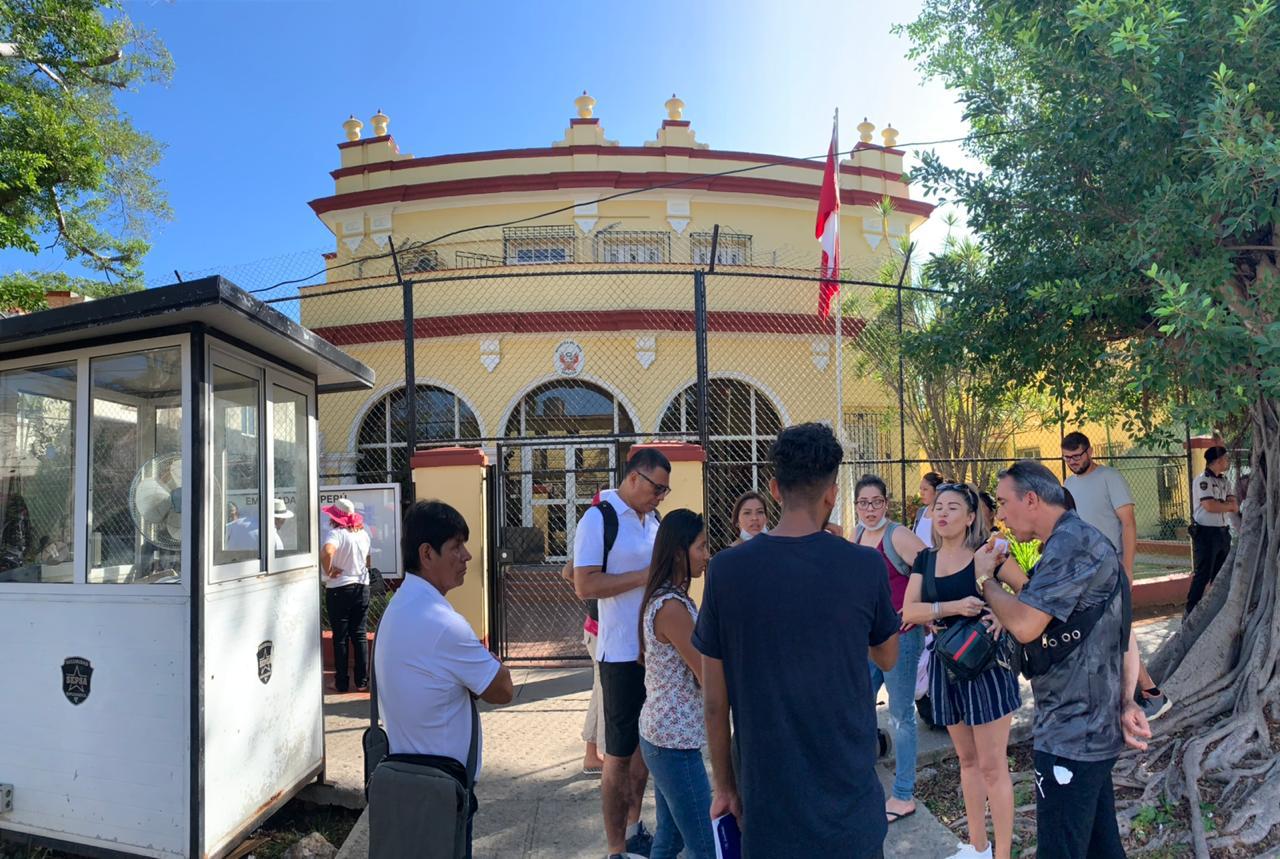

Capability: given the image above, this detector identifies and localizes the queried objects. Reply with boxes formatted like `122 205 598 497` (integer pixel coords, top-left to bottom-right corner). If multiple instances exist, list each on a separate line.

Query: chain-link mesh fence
175 225 1209 658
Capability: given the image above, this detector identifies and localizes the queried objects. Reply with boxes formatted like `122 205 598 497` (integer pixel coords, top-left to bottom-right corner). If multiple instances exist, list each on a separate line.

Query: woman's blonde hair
932 483 990 551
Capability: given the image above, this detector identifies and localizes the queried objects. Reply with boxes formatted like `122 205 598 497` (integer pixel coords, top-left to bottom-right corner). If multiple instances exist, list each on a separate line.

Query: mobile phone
994 537 1009 554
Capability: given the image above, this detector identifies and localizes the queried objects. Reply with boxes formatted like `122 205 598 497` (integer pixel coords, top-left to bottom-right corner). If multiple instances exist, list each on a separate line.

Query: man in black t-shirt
692 423 899 859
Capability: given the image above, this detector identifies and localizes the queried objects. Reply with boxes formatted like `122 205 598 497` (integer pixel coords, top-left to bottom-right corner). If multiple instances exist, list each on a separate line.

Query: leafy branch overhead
898 0 1280 437
0 0 172 286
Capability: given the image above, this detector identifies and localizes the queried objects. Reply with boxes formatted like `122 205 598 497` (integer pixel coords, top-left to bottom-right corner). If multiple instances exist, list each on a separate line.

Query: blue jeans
870 625 924 802
639 737 716 859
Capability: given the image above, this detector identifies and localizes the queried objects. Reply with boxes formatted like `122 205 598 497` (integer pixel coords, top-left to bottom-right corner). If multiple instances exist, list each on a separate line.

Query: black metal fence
184 227 1212 660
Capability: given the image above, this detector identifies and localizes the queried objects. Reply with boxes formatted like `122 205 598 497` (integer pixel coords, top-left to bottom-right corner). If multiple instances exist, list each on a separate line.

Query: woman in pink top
853 474 927 824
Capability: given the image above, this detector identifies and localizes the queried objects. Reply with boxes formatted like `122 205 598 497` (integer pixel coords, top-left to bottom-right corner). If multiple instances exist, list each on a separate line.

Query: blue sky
1 0 973 289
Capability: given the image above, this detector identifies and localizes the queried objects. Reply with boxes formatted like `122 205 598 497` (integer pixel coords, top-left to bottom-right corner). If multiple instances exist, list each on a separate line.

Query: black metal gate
490 437 633 662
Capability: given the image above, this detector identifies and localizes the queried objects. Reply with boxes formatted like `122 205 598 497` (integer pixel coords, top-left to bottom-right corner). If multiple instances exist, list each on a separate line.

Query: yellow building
303 94 931 550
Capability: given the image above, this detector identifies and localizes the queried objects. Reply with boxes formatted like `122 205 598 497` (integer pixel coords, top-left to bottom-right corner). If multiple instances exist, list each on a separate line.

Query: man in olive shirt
977 461 1150 859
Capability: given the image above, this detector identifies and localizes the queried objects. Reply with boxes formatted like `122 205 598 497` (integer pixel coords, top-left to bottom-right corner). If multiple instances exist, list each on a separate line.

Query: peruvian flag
815 119 841 318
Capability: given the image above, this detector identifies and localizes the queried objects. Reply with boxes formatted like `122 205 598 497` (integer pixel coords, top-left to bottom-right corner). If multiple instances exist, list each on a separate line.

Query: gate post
411 447 490 643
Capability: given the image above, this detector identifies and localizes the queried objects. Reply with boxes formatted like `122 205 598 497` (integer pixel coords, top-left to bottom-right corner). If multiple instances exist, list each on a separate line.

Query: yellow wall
411 460 489 641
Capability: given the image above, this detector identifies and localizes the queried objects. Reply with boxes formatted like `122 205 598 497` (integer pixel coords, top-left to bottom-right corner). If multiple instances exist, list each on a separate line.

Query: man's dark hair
625 447 672 477
770 423 843 501
998 460 1068 507
1062 431 1091 451
854 473 888 498
1204 445 1228 465
403 500 470 571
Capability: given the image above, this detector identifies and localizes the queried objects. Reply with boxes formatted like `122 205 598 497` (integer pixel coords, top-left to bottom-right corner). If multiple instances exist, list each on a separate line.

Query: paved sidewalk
316 613 1182 858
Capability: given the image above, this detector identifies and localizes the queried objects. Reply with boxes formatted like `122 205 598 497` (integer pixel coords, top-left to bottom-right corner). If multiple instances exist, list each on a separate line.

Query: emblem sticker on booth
257 641 274 684
62 657 93 705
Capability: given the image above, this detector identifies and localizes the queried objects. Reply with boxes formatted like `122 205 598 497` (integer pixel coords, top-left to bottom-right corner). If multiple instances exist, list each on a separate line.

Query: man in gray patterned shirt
976 461 1150 859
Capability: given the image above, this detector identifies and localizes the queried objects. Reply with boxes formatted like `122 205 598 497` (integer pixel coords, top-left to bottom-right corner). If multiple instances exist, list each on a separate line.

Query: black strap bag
363 655 479 859
923 551 1000 683
1020 563 1130 679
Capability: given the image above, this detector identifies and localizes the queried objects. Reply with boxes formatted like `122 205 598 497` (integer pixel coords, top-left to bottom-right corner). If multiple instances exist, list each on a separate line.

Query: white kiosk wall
0 338 193 857
0 305 359 858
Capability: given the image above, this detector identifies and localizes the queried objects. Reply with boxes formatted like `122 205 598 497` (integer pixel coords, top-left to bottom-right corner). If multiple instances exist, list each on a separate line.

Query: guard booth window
87 347 184 585
213 363 262 569
0 362 77 584
272 384 310 557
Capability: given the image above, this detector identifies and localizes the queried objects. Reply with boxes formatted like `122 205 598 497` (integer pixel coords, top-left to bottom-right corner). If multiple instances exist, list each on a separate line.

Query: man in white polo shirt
375 500 514 857
573 447 671 859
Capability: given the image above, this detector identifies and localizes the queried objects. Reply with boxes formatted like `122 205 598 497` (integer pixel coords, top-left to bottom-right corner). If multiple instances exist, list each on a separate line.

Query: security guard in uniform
1186 445 1238 613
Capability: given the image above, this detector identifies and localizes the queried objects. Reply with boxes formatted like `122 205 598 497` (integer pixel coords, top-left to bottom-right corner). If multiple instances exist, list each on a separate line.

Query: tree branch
49 190 129 268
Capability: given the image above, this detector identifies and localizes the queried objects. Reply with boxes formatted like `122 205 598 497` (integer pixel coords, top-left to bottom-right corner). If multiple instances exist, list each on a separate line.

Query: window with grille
503 226 576 265
690 231 752 266
842 411 887 462
594 231 670 263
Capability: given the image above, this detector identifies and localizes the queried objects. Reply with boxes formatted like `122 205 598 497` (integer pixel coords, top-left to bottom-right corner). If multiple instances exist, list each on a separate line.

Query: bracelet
932 601 940 619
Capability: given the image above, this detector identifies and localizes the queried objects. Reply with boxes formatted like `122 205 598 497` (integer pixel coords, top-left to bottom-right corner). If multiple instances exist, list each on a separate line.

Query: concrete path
316 614 1183 858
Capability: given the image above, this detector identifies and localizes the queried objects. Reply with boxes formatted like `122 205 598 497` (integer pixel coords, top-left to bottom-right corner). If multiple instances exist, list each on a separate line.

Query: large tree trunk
1116 398 1280 857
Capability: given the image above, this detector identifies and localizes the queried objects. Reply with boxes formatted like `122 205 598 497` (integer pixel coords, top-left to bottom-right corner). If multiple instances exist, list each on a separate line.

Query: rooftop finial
371 109 389 137
342 114 363 142
881 123 899 147
857 117 875 144
665 93 685 121
574 90 596 119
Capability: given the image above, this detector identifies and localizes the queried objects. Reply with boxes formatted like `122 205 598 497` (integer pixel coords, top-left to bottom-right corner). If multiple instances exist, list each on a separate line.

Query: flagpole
832 108 846 525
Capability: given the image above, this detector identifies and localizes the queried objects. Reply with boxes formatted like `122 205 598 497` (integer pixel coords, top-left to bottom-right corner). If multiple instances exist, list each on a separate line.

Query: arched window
504 380 634 438
660 379 783 548
356 385 479 483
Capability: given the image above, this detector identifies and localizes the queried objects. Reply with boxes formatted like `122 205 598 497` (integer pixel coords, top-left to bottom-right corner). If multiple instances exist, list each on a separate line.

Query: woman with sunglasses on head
853 474 929 826
636 509 715 859
728 490 770 547
902 483 1023 859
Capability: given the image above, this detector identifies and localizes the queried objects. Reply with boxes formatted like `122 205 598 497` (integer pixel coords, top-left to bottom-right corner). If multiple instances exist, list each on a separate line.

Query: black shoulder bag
1020 565 1130 680
924 551 1000 683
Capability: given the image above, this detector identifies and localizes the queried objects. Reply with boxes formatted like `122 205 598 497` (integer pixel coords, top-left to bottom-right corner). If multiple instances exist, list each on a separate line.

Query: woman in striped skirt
902 483 1022 859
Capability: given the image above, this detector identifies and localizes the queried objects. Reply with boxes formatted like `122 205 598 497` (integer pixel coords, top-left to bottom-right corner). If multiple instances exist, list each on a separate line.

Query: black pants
327 583 369 691
1034 752 1124 859
1187 525 1231 613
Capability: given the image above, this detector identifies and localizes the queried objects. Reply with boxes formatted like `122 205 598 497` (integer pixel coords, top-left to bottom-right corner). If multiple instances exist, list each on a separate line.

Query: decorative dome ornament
665 94 685 121
371 109 390 136
857 117 875 143
342 115 363 142
881 123 900 147
574 90 596 119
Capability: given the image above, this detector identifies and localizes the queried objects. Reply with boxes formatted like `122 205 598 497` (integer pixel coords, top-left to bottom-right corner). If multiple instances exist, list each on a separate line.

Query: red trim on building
569 118 600 126
1185 435 1223 450
661 120 691 128
410 446 489 469
628 441 706 463
311 171 932 217
337 134 394 150
322 252 337 260
328 144 908 184
312 309 865 346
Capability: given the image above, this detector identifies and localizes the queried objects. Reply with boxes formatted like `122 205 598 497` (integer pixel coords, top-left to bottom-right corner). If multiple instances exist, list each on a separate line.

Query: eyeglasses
636 471 672 496
1062 449 1090 463
855 497 887 510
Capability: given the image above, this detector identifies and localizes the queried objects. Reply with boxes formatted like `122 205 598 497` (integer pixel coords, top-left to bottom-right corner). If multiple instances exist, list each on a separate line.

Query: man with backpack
573 447 672 859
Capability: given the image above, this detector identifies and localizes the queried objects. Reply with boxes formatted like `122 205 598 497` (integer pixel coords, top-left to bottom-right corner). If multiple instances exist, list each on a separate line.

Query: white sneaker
948 843 992 859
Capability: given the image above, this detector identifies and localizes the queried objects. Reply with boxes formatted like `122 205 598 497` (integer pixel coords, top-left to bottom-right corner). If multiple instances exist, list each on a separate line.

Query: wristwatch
975 574 993 595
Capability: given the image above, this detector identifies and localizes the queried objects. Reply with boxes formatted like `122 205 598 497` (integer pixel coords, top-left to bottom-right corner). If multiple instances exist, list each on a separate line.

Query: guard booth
0 277 374 858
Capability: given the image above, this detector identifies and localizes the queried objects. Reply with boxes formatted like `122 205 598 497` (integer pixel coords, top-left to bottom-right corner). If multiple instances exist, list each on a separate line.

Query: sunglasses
935 483 979 507
636 471 672 496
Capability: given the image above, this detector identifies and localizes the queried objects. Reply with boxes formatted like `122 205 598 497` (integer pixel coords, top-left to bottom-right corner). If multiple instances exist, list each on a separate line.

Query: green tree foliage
900 1 1280 853
0 0 171 289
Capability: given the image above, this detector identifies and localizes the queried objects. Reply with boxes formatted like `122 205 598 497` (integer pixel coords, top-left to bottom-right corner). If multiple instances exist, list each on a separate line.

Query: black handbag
1020 563 1129 679
923 551 1000 682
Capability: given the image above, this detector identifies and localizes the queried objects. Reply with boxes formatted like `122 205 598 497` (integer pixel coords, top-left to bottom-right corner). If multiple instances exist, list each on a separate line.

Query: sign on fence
319 483 403 579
